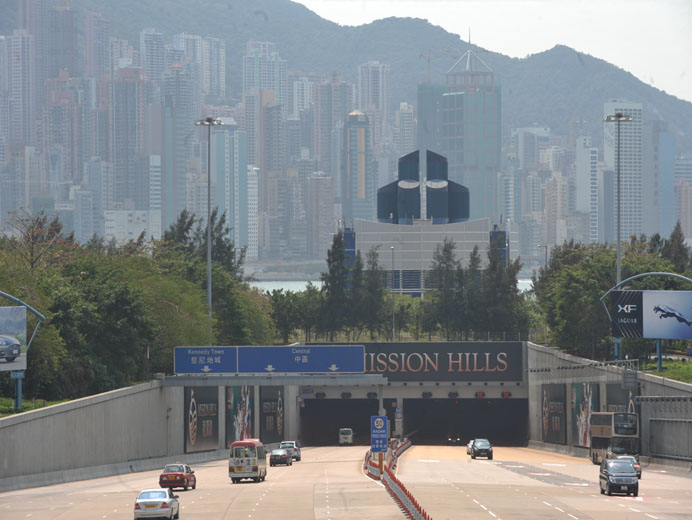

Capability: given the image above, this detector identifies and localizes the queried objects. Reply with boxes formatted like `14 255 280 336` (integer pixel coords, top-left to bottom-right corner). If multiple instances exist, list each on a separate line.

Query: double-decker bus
589 412 639 465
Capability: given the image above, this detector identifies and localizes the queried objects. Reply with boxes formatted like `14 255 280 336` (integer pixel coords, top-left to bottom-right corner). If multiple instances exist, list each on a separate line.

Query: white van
229 439 267 483
339 427 354 445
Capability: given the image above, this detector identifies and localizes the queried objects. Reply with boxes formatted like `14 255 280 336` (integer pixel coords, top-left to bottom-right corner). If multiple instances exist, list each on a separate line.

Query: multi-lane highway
397 446 692 519
1 445 691 519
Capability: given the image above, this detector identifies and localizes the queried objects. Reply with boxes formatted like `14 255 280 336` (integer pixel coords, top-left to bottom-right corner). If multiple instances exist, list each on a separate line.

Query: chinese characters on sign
371 415 388 453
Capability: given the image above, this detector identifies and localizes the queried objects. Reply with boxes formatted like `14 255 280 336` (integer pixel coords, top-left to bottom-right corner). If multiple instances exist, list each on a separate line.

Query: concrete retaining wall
527 342 692 463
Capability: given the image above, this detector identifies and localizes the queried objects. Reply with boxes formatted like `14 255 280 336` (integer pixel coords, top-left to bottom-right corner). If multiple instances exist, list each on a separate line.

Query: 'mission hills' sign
361 342 524 382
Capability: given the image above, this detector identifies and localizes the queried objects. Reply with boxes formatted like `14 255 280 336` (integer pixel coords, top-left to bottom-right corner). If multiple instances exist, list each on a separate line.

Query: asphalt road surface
1 446 691 519
0 446 401 520
397 446 692 519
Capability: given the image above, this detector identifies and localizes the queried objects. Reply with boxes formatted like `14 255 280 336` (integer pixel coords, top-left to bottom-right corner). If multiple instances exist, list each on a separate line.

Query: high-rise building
443 49 501 221
48 4 79 78
643 119 675 238
604 100 642 243
140 28 165 97
357 61 390 153
575 136 600 243
247 166 259 260
313 72 354 180
243 41 287 112
394 102 416 158
213 119 249 252
342 110 376 224
111 67 152 206
201 37 225 100
85 156 114 237
305 171 334 260
7 29 36 145
85 12 111 80
74 190 94 244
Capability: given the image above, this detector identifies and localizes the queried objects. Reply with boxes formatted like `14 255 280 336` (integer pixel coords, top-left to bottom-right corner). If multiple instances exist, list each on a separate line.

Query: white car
279 440 301 461
134 488 180 519
339 427 354 445
0 335 21 362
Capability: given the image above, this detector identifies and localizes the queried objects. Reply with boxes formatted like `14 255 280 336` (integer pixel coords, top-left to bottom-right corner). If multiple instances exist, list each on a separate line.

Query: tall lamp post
391 245 395 341
604 112 632 359
537 244 548 345
195 116 223 344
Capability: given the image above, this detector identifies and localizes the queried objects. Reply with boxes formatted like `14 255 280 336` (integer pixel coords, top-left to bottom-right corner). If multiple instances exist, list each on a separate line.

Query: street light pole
537 244 548 345
604 112 632 359
391 245 395 341
195 116 223 345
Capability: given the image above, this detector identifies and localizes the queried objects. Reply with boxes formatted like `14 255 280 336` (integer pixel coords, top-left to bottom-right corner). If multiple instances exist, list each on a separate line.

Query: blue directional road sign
237 345 364 374
10 370 24 380
371 415 388 453
174 346 237 374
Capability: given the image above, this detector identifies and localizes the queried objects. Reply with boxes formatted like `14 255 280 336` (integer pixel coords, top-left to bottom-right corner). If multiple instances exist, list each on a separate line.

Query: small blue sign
10 370 24 380
174 346 237 374
237 345 364 374
371 415 388 453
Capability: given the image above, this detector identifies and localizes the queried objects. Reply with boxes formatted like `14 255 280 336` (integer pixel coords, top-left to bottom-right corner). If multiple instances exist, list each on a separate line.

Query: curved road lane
396 446 692 520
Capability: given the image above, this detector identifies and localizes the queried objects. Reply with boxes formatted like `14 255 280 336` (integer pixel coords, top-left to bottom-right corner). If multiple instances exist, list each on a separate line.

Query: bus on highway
589 412 639 464
229 439 267 483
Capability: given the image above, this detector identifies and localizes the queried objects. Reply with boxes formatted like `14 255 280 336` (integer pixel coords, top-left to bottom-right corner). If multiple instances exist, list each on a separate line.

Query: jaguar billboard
612 290 692 339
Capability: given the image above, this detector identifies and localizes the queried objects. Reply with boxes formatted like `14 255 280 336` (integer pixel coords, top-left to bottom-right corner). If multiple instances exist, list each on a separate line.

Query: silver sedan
134 488 180 519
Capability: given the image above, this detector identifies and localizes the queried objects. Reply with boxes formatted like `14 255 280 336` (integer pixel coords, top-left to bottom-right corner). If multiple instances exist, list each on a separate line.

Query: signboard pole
378 452 383 474
656 339 662 372
15 377 21 410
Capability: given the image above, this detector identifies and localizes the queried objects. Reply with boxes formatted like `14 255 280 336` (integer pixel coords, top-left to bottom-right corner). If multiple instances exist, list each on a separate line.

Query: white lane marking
473 499 479 504
489 512 497 518
543 501 552 507
417 459 440 463
629 508 640 512
645 515 659 519
481 504 487 510
555 507 564 513
568 515 579 520
543 463 566 466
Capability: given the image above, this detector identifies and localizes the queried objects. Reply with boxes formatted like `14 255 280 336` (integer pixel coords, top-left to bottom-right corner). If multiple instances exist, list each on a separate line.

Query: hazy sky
296 0 692 103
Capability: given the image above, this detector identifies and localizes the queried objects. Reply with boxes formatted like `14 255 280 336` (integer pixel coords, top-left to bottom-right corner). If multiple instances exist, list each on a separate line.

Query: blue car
0 335 21 362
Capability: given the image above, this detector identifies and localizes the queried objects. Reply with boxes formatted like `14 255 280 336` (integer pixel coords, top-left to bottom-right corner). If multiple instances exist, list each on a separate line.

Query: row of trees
533 223 692 360
269 231 533 343
0 210 273 401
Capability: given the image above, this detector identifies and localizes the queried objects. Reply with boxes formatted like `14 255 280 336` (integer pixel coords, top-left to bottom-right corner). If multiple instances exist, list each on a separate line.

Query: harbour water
250 279 533 293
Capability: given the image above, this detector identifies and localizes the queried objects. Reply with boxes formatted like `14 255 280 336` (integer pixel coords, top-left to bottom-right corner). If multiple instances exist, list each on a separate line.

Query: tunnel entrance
299 398 396 446
403 398 528 445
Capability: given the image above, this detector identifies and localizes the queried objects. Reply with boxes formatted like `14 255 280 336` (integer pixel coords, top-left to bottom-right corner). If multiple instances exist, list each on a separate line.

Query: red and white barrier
366 439 432 519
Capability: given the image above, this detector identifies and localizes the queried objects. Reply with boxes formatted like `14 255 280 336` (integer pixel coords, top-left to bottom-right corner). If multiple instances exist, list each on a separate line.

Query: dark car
447 433 462 445
471 438 493 459
0 335 21 362
600 458 638 496
466 440 475 455
616 455 642 479
270 448 293 466
159 463 196 490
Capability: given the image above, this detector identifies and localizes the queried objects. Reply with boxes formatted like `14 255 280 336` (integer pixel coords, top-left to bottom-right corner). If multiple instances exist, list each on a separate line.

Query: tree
346 251 366 339
662 221 688 273
464 246 483 338
362 246 386 339
270 289 299 344
320 231 349 340
428 237 462 339
480 235 523 336
296 283 322 342
2 210 69 272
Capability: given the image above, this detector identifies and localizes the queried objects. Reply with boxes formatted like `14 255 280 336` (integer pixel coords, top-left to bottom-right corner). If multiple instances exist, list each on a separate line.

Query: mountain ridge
1 0 690 151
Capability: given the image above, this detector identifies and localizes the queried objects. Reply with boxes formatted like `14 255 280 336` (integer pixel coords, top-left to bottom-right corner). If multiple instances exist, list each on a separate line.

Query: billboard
225 386 254 447
541 384 566 445
570 383 600 447
362 342 523 382
612 290 692 339
606 383 638 413
0 306 27 372
184 387 219 453
260 386 284 444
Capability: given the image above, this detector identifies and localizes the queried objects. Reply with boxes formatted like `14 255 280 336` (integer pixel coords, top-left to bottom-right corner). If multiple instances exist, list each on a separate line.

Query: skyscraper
243 41 287 112
357 61 390 153
341 110 376 224
604 100 642 243
643 119 675 237
140 28 165 97
7 29 36 145
575 136 600 243
85 12 111 80
313 72 353 181
443 49 501 221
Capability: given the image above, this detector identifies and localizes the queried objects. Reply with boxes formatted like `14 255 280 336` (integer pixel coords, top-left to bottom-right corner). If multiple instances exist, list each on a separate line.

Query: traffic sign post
10 371 24 380
371 415 388 453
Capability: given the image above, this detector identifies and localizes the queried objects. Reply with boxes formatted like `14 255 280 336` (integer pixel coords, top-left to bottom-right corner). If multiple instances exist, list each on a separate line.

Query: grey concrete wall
527 342 692 462
0 382 197 492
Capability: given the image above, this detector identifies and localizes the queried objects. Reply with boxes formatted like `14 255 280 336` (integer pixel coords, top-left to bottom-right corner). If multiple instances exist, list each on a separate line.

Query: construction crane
418 49 460 83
